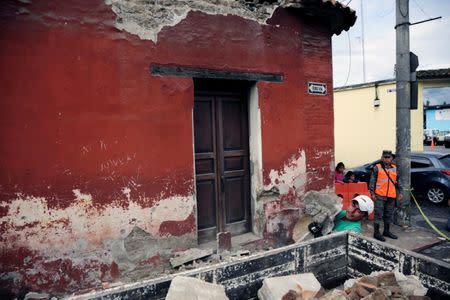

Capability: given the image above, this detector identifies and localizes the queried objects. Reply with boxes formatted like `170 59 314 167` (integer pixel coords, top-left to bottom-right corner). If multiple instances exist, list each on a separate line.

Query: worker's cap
382 150 394 158
352 195 374 214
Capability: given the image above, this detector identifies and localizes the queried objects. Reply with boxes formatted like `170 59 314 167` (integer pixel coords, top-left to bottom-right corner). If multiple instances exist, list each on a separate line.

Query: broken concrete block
165 276 228 300
258 273 321 300
292 215 313 242
170 248 213 268
394 271 428 296
217 232 232 253
377 272 398 287
302 191 342 234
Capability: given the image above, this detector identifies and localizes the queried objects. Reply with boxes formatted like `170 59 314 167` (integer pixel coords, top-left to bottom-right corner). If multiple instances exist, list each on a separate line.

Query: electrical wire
342 31 352 87
412 0 431 18
377 6 394 18
346 0 353 6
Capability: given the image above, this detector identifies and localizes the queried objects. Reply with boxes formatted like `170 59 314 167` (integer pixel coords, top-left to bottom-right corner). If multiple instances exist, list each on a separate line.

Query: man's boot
383 223 398 239
373 223 385 241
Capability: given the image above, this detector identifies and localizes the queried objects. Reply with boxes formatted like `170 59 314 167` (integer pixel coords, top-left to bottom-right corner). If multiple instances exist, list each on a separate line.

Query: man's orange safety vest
375 163 397 198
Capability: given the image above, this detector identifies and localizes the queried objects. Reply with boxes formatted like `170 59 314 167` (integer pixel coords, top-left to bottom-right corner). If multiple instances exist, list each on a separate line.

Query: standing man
369 150 402 241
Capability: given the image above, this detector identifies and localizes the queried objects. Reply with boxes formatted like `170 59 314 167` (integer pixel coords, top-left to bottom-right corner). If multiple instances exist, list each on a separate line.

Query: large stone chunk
165 276 228 300
258 273 322 300
394 271 428 296
292 215 313 242
302 191 343 234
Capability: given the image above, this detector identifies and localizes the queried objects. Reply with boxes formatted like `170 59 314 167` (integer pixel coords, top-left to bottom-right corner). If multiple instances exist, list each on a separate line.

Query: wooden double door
194 82 251 242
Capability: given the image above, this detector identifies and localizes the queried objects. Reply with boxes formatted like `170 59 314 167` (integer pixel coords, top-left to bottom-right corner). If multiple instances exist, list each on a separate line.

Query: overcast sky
332 0 450 89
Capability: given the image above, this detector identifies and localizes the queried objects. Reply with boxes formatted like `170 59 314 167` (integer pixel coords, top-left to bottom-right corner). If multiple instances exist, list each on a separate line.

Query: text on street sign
308 82 327 95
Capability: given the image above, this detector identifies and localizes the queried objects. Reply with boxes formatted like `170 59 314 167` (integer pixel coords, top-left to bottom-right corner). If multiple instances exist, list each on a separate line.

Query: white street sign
308 82 327 95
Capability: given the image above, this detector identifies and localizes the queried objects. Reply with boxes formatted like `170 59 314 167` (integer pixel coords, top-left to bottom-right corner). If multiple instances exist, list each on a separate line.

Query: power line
412 0 431 18
360 0 366 82
377 6 394 18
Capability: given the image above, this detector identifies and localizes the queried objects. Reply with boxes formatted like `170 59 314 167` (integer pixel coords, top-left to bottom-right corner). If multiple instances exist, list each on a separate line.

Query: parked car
444 133 450 148
436 130 449 145
352 152 450 204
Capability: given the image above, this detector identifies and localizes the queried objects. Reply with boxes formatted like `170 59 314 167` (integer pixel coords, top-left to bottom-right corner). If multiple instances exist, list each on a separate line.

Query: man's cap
382 150 394 157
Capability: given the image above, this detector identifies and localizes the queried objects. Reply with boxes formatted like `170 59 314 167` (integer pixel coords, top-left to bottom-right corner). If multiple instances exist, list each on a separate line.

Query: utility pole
395 0 411 227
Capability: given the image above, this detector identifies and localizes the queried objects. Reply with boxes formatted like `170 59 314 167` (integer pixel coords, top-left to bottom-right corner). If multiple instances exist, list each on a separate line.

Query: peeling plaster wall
2 194 194 252
1 0 335 296
105 0 277 42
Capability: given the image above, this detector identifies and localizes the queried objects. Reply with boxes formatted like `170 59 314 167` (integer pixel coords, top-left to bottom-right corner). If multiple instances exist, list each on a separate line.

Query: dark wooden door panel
194 84 251 242
224 156 243 171
194 99 214 153
196 181 217 230
219 96 250 235
194 96 218 240
224 176 246 223
221 99 243 151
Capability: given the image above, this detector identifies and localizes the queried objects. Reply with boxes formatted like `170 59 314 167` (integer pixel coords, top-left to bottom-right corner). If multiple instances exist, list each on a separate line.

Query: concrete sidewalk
360 221 443 252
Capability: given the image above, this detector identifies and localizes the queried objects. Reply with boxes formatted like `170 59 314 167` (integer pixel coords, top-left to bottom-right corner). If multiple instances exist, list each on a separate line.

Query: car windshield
439 155 450 168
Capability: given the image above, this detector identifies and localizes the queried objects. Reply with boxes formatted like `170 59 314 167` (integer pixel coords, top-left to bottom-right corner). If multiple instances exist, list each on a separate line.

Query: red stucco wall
0 0 335 296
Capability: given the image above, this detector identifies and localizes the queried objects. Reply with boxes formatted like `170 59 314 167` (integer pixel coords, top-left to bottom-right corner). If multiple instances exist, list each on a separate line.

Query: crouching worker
333 195 374 234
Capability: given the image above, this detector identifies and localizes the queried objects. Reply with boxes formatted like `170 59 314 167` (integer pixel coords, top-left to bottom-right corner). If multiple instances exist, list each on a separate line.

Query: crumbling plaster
105 0 309 42
252 148 335 238
266 149 307 195
0 190 197 291
3 191 194 248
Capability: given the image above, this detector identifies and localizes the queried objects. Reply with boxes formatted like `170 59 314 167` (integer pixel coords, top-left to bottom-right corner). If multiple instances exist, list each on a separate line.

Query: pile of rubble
338 271 429 300
165 270 430 300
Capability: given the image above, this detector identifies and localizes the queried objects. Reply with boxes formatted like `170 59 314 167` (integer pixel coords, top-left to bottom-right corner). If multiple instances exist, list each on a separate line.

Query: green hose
409 190 449 241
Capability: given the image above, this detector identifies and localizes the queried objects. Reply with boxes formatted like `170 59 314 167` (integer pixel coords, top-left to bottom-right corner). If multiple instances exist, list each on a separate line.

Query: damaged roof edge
272 0 357 35
106 0 356 43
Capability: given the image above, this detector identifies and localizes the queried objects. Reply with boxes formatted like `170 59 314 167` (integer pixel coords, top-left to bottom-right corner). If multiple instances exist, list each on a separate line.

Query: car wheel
426 185 448 204
445 142 450 148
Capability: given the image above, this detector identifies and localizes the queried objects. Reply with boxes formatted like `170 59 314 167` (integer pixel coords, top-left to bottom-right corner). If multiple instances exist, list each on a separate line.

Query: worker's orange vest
375 163 397 198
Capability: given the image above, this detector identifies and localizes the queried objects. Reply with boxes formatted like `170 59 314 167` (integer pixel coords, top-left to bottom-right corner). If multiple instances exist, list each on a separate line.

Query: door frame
193 79 256 243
